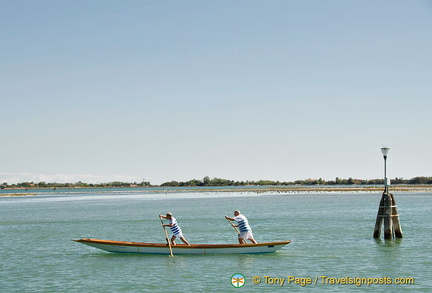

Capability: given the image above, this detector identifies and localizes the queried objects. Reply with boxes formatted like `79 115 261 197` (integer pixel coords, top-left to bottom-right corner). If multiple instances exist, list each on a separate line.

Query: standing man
160 212 190 245
225 210 257 244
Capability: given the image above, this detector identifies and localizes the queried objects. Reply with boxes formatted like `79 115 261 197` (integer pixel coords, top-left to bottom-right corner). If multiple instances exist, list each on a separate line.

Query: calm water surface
1 190 430 292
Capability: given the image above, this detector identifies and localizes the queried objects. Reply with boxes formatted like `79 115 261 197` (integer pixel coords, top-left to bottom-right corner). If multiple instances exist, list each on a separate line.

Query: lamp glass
381 147 389 156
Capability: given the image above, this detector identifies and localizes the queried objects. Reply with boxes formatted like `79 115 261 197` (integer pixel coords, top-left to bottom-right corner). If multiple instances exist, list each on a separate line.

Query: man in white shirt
225 210 257 244
160 212 190 245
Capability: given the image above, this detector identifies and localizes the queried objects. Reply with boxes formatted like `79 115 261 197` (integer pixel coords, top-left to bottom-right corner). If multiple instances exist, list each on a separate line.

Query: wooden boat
73 238 291 255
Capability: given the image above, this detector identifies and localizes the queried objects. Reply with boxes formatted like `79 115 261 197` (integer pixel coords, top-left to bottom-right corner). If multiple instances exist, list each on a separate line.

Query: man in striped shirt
160 212 190 245
225 210 257 244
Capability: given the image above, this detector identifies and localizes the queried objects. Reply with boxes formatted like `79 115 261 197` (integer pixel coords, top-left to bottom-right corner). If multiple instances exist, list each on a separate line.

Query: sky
1 0 431 185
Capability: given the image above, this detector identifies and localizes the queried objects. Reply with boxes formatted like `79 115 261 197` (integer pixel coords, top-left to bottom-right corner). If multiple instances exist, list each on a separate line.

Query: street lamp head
381 147 390 158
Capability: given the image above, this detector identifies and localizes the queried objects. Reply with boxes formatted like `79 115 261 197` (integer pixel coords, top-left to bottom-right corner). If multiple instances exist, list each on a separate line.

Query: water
1 190 430 292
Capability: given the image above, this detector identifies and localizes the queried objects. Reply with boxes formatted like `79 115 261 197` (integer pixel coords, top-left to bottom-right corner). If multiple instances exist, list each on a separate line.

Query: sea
0 187 430 292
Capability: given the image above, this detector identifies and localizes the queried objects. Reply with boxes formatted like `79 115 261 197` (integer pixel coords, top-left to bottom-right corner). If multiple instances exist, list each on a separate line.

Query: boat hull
73 238 291 255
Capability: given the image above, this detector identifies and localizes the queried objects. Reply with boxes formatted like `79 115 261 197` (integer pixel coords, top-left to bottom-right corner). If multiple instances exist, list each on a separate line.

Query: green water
0 191 430 292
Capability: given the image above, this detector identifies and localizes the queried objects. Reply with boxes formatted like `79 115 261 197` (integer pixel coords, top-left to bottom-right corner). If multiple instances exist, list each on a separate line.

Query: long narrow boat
73 238 291 255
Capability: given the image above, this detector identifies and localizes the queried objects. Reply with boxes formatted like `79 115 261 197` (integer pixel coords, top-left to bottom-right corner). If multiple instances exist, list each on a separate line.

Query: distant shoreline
1 185 432 197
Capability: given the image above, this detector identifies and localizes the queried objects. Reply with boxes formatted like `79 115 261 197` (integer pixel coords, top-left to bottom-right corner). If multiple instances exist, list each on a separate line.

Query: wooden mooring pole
373 191 403 239
373 147 403 239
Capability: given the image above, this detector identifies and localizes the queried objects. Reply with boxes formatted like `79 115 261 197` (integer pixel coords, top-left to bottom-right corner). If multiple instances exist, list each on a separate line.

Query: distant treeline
2 176 432 189
0 181 151 189
159 176 432 187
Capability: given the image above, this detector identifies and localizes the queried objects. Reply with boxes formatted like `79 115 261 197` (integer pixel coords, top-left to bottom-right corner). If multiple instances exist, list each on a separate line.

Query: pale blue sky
1 0 431 184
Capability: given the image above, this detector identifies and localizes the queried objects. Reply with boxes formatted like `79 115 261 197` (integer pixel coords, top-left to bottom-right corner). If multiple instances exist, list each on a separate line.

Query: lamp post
374 146 403 239
381 147 390 193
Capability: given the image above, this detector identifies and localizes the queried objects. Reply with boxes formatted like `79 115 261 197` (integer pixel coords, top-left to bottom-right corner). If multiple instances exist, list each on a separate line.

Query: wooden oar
226 217 247 244
159 216 174 257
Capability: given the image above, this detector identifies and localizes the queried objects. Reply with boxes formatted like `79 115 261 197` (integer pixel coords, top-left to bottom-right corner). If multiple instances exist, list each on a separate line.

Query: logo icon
231 273 246 288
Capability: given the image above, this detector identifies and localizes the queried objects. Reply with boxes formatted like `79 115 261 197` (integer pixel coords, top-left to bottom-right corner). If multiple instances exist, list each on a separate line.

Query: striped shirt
169 217 182 236
234 214 252 232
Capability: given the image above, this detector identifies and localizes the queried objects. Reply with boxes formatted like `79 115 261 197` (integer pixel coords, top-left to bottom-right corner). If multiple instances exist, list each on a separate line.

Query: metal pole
383 155 388 193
